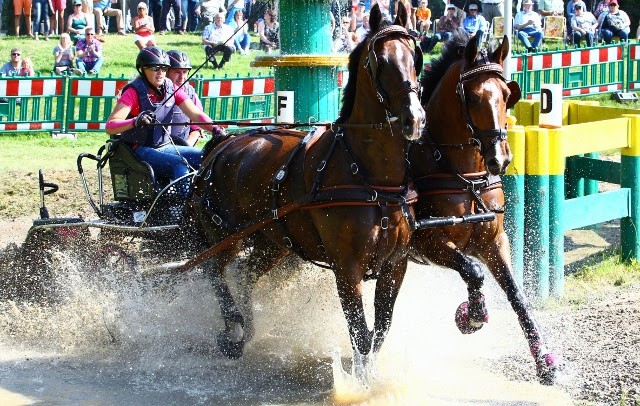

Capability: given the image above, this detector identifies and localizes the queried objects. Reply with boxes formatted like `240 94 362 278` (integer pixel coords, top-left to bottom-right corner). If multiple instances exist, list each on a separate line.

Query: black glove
212 125 226 137
134 110 156 128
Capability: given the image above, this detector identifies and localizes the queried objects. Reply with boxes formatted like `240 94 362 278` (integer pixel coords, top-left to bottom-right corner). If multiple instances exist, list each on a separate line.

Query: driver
105 46 225 183
166 50 204 147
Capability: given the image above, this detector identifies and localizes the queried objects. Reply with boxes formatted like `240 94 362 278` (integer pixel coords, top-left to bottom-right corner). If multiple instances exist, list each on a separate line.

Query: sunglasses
11 53 21 56
146 65 168 72
86 33 95 35
608 3 617 5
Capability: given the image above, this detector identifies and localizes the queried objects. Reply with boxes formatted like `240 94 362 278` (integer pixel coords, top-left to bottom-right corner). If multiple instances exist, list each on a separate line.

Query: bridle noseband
456 63 509 155
364 25 422 113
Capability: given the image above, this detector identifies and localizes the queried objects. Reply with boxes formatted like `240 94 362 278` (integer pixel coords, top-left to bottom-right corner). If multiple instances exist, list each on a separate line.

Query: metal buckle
283 237 292 248
351 163 358 174
211 214 222 226
272 209 279 219
317 160 327 172
380 216 389 230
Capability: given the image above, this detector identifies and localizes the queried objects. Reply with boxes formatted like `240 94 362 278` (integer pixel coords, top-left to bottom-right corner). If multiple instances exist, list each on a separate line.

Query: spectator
597 0 630 43
354 12 370 42
415 0 431 34
149 0 163 31
515 0 544 52
480 0 502 24
257 8 279 53
463 2 487 37
105 47 225 192
54 33 77 74
420 3 458 53
160 0 182 34
1 48 23 76
166 50 206 146
20 57 35 76
333 17 356 52
51 0 67 35
93 0 126 35
68 0 93 43
132 2 156 49
196 0 226 30
593 0 610 19
13 0 34 37
409 0 419 31
76 27 104 75
566 0 586 38
225 0 243 24
185 0 200 31
229 9 250 55
350 1 366 32
32 0 51 40
395 0 414 30
571 2 597 46
537 0 563 17
202 12 236 69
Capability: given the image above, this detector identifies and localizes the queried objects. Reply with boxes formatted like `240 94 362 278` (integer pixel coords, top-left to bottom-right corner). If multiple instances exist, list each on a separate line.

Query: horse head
425 32 520 175
353 3 425 141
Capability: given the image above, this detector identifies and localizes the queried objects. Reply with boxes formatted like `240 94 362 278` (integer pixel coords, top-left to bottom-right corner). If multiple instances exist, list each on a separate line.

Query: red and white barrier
0 78 62 97
200 77 276 97
526 46 622 71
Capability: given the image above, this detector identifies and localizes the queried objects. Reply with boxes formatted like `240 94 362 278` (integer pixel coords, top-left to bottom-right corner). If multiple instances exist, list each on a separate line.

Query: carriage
20 4 560 386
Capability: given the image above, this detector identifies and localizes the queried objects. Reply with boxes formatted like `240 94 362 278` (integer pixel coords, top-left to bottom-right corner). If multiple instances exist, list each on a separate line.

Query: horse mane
337 18 394 124
420 29 470 105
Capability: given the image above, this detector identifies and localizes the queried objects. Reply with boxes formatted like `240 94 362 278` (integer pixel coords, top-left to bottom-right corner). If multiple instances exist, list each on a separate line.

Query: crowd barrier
506 100 640 300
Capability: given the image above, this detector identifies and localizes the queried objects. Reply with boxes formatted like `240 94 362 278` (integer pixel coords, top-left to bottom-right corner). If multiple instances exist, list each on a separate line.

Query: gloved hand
212 125 226 137
134 110 156 128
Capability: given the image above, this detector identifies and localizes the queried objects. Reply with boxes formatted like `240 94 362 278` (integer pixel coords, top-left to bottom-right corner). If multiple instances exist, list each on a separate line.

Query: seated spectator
597 0 630 43
515 0 544 52
333 17 356 53
67 0 93 44
53 33 77 74
258 8 279 53
196 0 226 30
354 12 370 42
537 0 564 17
132 2 156 50
420 4 459 53
415 0 431 34
1 48 23 76
571 3 597 46
20 57 35 76
566 0 586 38
93 0 126 35
462 2 487 38
229 9 250 55
76 27 104 75
202 12 236 69
350 1 366 32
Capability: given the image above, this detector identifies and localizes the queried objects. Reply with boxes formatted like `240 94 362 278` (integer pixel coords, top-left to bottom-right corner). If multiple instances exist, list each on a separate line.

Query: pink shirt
118 86 189 117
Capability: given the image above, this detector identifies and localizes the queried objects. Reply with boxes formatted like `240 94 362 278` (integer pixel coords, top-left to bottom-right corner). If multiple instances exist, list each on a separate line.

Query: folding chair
543 15 567 47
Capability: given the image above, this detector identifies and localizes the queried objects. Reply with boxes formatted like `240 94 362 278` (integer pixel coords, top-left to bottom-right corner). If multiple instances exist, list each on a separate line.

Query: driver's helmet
136 46 170 70
167 50 192 70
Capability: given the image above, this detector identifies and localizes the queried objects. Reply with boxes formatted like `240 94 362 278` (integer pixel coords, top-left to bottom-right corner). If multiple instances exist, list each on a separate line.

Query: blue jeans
187 0 199 31
234 32 250 51
32 0 49 35
518 27 543 49
76 57 104 73
601 28 630 44
134 144 202 181
149 0 163 30
161 0 181 31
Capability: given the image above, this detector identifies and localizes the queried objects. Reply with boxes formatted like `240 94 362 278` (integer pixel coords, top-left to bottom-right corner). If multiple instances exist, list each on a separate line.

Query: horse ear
369 4 382 33
464 33 479 67
394 2 408 28
491 35 510 65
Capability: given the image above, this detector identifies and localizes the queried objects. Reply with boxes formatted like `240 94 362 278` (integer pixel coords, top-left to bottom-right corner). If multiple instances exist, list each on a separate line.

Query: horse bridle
456 63 518 155
364 25 422 115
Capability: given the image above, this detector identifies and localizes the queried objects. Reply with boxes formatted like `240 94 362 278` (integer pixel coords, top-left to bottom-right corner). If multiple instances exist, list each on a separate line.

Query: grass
0 31 271 79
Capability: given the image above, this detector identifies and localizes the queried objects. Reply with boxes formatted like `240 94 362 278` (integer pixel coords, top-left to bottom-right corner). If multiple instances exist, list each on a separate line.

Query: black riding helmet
167 50 192 70
136 46 170 95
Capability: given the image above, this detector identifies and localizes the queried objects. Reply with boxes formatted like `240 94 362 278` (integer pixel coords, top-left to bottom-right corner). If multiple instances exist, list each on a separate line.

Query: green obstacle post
253 0 348 123
503 126 525 285
524 126 550 300
621 114 640 263
547 128 565 298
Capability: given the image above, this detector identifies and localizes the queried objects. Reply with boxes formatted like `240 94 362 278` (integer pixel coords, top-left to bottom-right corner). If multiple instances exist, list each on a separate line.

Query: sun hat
469 3 478 10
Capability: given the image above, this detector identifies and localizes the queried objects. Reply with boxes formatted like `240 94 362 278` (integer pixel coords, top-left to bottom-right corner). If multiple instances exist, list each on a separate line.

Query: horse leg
479 232 560 385
203 243 247 359
419 238 489 333
334 270 373 384
371 257 408 354
237 233 289 342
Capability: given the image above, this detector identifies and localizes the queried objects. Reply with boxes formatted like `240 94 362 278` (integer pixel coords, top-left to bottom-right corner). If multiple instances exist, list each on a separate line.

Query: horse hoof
536 353 560 385
216 331 245 359
455 302 485 334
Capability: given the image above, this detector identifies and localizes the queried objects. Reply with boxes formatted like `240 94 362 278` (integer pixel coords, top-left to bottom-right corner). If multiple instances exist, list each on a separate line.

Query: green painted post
621 115 640 262
547 128 565 298
253 0 348 123
503 126 525 285
524 126 550 300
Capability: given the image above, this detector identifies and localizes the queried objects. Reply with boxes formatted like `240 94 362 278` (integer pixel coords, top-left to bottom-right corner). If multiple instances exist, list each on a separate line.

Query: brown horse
408 30 560 385
184 4 424 381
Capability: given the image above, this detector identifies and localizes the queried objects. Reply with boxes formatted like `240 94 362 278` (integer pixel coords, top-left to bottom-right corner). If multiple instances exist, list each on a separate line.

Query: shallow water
0 253 572 405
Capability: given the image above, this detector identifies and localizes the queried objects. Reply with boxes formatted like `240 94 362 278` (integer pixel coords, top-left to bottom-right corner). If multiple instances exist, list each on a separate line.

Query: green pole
253 0 348 123
503 126 525 285
547 128 565 298
621 115 640 262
